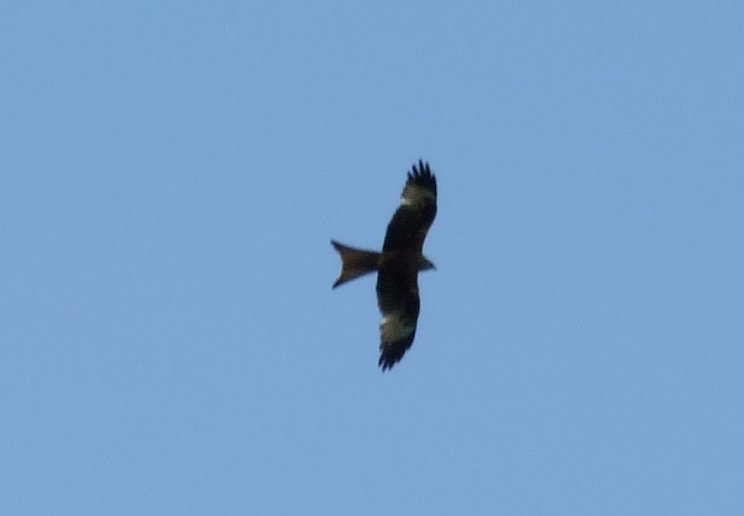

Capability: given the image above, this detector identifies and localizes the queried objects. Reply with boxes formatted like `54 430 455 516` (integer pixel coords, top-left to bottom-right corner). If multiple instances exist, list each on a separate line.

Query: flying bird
331 160 438 370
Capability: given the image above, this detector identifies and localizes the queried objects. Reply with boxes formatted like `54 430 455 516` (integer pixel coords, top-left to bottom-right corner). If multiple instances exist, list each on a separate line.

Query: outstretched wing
381 160 437 252
376 259 420 371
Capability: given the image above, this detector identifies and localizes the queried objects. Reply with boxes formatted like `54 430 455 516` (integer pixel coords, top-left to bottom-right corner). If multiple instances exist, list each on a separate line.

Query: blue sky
2 2 743 514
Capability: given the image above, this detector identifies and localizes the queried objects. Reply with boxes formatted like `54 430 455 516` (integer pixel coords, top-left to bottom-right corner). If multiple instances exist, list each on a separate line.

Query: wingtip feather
403 160 437 197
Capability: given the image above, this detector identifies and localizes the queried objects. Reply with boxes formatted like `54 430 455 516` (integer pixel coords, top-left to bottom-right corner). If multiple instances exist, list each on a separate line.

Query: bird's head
418 254 436 272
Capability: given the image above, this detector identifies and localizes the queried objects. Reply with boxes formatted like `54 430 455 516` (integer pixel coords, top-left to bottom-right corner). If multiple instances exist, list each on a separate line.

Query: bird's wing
376 259 420 370
381 160 437 253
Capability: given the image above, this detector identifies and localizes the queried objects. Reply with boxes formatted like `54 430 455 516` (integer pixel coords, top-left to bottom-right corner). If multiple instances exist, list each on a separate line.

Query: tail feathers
331 240 382 288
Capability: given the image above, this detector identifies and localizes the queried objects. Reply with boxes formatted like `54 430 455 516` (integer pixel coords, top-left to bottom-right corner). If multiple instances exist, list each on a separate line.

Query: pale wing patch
402 184 436 207
380 312 416 343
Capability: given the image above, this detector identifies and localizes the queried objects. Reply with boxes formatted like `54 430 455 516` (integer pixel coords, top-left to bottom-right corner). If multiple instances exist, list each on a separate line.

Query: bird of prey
331 160 438 370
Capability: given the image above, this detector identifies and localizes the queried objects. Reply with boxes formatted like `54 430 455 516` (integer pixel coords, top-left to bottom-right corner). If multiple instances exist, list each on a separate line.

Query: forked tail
331 240 382 288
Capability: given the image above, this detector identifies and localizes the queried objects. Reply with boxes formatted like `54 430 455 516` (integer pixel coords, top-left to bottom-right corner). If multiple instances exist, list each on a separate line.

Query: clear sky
2 2 743 515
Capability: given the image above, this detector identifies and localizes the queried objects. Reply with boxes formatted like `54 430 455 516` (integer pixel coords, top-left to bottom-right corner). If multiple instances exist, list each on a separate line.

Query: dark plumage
331 160 438 370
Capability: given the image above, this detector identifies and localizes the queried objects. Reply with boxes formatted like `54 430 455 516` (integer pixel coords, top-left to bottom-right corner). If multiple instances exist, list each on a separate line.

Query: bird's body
331 161 438 370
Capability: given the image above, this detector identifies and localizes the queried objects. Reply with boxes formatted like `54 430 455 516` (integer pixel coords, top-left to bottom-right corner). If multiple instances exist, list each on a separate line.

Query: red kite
332 160 437 370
